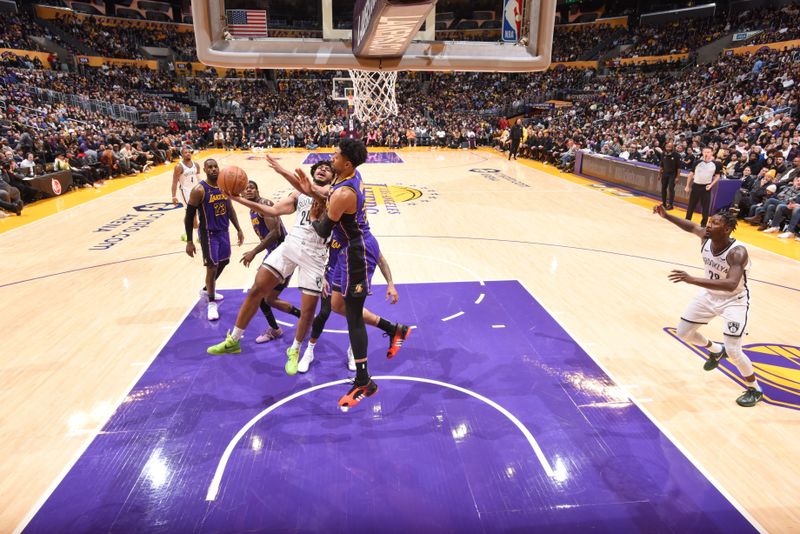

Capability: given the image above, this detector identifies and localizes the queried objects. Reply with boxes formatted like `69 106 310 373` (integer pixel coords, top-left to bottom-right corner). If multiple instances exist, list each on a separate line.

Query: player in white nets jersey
172 146 200 242
654 205 762 407
207 157 333 376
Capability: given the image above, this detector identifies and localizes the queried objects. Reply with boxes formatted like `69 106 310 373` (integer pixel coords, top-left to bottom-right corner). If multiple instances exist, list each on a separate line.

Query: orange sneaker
386 324 412 359
338 379 378 412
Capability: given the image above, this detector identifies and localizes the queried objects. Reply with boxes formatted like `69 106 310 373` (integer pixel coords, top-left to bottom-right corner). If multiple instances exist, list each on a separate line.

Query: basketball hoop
347 69 398 123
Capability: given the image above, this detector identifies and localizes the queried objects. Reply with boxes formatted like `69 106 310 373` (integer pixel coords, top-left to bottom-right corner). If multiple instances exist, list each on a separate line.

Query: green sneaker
703 347 727 371
285 346 299 375
181 233 188 242
736 387 763 407
207 331 241 355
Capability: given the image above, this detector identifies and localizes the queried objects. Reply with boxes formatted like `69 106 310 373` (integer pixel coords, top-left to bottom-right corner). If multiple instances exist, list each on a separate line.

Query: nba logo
502 0 522 42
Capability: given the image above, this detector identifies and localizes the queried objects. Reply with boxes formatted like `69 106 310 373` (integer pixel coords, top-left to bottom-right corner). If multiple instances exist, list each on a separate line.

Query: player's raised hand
653 204 667 218
293 168 314 196
668 270 691 283
265 153 282 170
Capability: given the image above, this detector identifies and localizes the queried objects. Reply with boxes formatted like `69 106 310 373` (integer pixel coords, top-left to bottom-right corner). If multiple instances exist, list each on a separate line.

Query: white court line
13 300 198 534
491 324 506 329
205 375 558 501
276 320 294 327
474 293 485 304
516 281 766 534
441 311 464 322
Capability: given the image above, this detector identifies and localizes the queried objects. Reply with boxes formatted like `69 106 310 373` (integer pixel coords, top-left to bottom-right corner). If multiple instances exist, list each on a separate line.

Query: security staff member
659 141 681 210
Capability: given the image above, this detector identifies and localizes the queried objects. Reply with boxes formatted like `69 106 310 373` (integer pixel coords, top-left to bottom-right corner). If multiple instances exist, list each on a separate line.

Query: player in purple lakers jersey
308 139 411 410
184 159 244 321
240 180 302 343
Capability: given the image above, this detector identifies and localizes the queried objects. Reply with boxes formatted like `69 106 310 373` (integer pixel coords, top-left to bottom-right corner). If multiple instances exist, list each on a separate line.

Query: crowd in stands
4 65 186 112
744 4 800 45
552 24 627 62
0 11 48 52
1 3 799 239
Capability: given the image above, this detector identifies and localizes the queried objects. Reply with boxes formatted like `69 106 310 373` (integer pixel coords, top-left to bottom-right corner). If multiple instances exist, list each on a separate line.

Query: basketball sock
747 380 762 392
232 327 245 341
289 306 301 318
306 341 316 352
376 317 396 336
259 300 279 329
706 340 723 354
355 360 369 385
291 338 301 351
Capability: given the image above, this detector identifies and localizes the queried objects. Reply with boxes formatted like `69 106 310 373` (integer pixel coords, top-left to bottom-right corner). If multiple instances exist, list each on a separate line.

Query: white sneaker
762 226 780 233
778 231 795 239
199 289 224 301
347 345 356 372
298 347 314 373
207 301 219 321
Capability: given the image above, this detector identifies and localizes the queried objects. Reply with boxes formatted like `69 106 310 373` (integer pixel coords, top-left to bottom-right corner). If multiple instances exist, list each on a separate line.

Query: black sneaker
703 347 727 371
736 387 763 407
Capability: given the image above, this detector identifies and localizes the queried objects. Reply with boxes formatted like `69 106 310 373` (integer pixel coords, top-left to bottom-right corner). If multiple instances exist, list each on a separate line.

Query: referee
659 141 681 210
684 146 721 227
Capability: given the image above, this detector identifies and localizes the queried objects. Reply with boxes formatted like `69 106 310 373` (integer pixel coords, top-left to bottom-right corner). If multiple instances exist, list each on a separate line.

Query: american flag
226 9 268 38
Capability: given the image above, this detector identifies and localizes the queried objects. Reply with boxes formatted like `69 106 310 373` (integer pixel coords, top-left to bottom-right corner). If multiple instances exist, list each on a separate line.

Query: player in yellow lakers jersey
654 205 762 407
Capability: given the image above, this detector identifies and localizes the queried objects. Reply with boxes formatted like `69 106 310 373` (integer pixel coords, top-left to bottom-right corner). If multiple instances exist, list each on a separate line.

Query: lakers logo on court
362 183 438 215
665 327 800 410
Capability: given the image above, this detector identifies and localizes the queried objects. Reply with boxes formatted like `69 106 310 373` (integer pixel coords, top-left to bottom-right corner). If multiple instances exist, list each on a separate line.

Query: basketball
218 165 248 196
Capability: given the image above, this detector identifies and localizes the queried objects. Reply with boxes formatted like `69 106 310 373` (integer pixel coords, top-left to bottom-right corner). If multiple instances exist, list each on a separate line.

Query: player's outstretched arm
653 204 705 239
310 188 354 238
668 247 748 292
265 154 295 182
292 168 330 202
231 193 296 217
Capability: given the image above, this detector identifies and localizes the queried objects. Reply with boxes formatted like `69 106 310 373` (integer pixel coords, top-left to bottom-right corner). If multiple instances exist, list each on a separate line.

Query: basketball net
348 69 398 123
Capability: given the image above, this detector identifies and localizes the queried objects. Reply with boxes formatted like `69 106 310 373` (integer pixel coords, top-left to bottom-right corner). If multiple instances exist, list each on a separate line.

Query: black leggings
259 300 278 329
344 295 368 368
310 295 332 339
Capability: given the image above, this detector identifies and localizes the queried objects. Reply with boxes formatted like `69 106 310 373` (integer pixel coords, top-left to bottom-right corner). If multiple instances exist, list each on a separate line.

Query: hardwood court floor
1 148 798 532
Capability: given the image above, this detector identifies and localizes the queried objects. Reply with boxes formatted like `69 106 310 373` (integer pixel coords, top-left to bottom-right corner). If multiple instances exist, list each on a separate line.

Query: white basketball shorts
681 289 750 337
263 235 326 295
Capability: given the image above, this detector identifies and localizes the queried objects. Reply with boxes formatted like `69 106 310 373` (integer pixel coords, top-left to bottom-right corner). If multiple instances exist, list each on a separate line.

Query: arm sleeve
185 204 198 240
311 213 337 238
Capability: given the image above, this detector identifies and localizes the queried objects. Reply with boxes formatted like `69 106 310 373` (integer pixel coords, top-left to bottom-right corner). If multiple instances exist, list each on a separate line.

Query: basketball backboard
193 0 556 72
